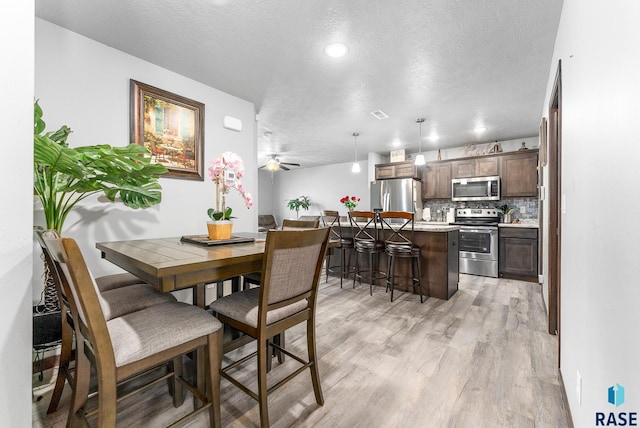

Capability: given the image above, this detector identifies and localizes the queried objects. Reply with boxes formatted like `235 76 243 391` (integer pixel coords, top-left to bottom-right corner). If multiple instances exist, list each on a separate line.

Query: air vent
370 110 389 120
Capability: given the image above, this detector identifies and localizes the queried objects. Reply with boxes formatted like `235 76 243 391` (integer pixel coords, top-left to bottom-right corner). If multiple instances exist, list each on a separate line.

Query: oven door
458 226 498 261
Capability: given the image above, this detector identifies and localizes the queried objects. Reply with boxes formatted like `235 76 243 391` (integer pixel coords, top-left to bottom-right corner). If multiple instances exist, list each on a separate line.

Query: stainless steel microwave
451 176 500 201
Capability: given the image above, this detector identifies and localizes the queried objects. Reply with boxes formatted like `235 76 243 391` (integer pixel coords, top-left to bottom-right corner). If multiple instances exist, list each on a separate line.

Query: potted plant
496 204 515 224
206 151 253 239
286 195 310 218
340 195 360 212
33 100 168 311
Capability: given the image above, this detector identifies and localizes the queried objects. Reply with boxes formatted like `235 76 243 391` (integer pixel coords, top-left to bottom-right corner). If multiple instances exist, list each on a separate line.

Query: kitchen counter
331 223 459 299
498 222 539 228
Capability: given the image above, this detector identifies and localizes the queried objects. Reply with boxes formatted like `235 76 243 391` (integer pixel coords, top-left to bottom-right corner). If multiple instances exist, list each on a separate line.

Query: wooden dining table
96 235 266 308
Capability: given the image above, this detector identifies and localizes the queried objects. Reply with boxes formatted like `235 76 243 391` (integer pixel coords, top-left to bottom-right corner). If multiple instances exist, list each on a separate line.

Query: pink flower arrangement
340 195 360 210
207 152 253 220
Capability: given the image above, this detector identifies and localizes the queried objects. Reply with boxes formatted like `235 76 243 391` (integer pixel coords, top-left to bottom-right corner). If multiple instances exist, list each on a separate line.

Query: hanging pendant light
414 118 426 166
351 132 361 173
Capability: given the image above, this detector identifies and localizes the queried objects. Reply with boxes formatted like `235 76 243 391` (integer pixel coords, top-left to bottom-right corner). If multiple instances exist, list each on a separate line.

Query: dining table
96 234 266 308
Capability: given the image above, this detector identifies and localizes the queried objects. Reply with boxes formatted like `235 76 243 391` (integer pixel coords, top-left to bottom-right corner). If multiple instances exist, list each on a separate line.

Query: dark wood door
422 162 451 200
499 228 538 279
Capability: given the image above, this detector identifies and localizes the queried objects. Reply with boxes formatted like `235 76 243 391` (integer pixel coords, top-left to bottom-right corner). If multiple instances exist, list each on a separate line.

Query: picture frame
539 116 548 167
130 80 205 180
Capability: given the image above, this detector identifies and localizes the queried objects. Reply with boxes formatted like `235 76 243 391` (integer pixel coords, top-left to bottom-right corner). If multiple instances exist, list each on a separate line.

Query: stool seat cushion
96 272 146 292
101 283 176 321
107 301 221 367
385 243 421 257
355 239 385 252
209 288 307 328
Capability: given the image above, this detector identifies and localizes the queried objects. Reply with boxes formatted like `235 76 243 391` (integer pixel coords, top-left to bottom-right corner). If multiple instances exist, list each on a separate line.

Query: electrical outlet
519 206 526 214
576 370 582 405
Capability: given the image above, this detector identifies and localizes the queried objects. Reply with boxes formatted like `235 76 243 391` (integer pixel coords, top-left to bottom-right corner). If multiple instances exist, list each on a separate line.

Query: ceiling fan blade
280 165 290 171
280 162 301 167
258 164 267 169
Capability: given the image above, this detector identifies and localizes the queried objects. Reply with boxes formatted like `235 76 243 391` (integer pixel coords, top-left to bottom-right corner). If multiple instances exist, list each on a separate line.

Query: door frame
547 61 562 362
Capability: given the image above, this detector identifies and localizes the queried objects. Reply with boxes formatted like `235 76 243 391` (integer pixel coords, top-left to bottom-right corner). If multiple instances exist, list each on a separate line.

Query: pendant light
414 118 426 166
351 132 361 173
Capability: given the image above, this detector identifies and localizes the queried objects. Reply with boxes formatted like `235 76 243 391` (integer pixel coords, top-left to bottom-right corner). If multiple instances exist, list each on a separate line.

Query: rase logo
596 383 637 426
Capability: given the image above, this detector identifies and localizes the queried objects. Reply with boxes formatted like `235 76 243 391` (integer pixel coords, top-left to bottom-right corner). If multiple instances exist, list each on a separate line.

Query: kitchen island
329 222 460 300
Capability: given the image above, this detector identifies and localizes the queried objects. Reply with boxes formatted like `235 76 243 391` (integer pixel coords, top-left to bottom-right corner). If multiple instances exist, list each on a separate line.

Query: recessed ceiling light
474 126 487 134
370 110 389 120
324 43 349 58
392 138 402 147
428 132 439 142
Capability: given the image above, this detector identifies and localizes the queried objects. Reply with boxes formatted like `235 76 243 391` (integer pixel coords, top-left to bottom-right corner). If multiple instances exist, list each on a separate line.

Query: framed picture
131 80 205 180
539 116 548 167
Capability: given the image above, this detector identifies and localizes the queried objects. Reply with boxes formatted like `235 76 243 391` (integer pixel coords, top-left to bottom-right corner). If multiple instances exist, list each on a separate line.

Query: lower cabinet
498 227 538 282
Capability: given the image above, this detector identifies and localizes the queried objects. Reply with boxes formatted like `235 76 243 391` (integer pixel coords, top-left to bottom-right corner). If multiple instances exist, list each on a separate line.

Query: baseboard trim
558 369 575 428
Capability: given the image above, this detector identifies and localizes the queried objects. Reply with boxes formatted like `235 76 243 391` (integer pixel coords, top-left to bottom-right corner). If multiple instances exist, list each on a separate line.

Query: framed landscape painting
130 80 205 180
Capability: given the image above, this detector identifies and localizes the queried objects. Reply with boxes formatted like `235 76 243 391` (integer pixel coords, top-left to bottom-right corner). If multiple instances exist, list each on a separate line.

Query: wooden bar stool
349 211 387 295
379 211 423 303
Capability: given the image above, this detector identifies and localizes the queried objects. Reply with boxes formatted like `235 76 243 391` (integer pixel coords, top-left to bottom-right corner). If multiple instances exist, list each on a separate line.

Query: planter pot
207 220 233 240
503 213 512 224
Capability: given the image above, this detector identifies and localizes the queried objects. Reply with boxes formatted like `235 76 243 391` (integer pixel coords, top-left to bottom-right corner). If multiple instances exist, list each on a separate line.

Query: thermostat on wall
223 116 243 132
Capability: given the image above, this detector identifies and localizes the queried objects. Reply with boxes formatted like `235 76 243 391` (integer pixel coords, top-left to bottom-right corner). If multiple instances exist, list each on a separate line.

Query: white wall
34 19 258 303
0 1 34 425
542 1 640 425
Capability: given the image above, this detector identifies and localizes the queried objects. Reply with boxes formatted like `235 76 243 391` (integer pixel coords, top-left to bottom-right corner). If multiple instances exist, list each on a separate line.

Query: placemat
180 234 255 246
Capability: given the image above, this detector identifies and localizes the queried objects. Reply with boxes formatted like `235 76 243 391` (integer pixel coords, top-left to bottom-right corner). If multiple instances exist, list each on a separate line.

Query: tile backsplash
424 198 539 222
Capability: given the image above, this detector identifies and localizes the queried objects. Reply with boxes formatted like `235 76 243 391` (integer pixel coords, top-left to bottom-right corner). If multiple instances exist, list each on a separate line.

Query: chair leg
307 319 324 405
68 340 90 428
369 253 374 296
340 247 345 288
414 256 424 303
257 337 270 428
353 251 360 288
389 256 396 302
171 357 185 407
96 362 118 427
325 253 330 283
206 330 222 428
47 315 73 414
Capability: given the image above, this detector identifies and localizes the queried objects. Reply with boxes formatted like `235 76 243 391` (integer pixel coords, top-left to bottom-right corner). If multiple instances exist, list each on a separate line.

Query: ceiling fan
259 154 300 171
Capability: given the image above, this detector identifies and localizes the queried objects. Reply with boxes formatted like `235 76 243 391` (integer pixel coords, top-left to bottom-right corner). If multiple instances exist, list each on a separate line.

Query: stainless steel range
452 208 499 278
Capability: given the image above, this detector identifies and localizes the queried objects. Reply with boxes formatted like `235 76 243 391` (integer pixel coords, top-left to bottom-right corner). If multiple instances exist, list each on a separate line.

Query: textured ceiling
35 0 563 169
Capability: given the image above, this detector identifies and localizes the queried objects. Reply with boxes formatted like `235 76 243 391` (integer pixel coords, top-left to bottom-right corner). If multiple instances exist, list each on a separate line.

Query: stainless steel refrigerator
370 178 423 219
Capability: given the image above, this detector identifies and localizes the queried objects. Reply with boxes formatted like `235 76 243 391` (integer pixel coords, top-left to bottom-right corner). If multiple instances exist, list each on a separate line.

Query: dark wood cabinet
499 227 538 282
375 161 420 180
500 151 538 197
422 161 451 200
451 156 499 178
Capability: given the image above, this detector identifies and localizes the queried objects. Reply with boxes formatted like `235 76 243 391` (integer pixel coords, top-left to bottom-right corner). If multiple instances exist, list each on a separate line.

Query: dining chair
321 210 355 287
349 210 387 295
41 230 223 428
33 227 178 415
209 227 330 427
281 218 320 229
378 211 424 303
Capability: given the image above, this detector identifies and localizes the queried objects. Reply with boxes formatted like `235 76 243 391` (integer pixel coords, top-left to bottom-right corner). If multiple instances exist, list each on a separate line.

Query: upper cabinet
375 161 420 180
500 151 538 198
451 156 499 178
422 162 451 200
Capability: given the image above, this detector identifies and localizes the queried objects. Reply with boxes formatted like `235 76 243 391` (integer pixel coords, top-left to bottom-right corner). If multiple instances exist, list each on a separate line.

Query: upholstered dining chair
349 210 387 295
281 218 320 229
378 211 423 303
41 230 223 428
321 210 355 287
209 227 330 427
33 227 178 415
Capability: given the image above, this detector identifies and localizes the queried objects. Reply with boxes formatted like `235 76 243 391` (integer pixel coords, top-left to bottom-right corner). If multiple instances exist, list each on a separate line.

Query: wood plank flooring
32 274 569 427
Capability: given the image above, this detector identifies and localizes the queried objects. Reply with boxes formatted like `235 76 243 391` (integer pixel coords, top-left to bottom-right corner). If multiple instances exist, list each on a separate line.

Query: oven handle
460 227 497 233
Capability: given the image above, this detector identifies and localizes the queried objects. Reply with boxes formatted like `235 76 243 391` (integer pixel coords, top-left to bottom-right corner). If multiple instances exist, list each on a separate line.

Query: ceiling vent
370 110 389 120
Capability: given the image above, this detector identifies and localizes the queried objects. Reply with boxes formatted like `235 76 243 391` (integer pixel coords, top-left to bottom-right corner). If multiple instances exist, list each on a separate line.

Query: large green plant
33 101 168 232
286 195 310 218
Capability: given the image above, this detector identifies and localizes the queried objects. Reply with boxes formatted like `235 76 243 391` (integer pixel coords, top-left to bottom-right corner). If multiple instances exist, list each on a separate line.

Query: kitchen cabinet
499 227 538 282
422 161 451 200
375 161 420 180
451 156 499 178
500 151 538 197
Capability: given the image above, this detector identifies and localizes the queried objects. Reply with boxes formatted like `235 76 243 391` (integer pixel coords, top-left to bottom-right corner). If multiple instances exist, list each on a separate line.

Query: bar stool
321 210 355 287
349 210 386 295
379 211 423 303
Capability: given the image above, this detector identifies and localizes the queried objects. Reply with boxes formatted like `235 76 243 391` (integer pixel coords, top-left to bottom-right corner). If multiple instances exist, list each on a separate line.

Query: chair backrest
282 218 320 230
34 227 69 313
41 231 115 365
321 210 342 241
378 211 415 246
258 228 330 320
298 215 320 222
348 210 378 242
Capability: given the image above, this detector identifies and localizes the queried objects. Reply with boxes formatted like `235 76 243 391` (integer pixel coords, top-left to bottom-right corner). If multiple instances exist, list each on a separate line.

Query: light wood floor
32 274 570 427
